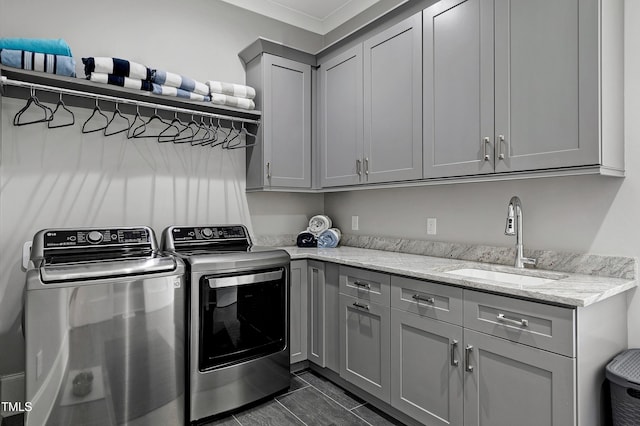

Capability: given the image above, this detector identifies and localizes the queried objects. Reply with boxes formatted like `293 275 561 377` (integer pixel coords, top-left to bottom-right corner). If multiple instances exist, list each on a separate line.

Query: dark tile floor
204 370 405 426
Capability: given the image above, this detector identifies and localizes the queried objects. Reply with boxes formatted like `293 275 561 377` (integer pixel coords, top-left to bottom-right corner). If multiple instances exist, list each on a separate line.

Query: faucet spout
505 196 536 268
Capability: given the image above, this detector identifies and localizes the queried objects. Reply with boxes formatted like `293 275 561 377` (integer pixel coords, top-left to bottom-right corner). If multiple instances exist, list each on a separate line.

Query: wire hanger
189 115 213 146
132 107 170 139
13 87 54 126
127 105 146 139
222 120 241 149
209 117 227 148
82 98 109 134
226 121 257 150
104 102 131 136
48 92 75 129
172 114 201 144
192 116 217 147
158 111 186 143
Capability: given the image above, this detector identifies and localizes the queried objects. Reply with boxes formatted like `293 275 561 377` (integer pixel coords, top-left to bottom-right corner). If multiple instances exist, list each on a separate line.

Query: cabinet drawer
463 290 575 357
339 266 390 306
391 276 463 326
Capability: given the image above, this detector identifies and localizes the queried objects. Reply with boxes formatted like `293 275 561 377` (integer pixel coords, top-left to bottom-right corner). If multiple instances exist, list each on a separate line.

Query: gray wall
0 0 324 376
325 0 640 347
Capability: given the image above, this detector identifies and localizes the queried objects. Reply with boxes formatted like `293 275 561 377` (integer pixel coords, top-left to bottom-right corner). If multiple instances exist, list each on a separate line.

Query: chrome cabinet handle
465 345 473 372
353 302 370 311
356 159 362 177
497 313 529 327
498 135 505 159
451 339 459 367
364 157 369 176
483 137 490 161
353 280 371 289
412 294 435 304
266 162 271 178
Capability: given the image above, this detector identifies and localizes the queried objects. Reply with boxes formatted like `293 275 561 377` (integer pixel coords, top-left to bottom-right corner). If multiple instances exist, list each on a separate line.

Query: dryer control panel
171 226 247 242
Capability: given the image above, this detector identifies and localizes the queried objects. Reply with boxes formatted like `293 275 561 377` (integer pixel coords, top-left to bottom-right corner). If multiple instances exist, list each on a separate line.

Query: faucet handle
521 257 537 267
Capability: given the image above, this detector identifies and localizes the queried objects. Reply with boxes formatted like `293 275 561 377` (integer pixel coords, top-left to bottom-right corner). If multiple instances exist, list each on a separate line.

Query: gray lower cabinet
244 53 312 189
423 0 623 178
307 260 326 367
320 11 422 188
339 293 391 403
463 329 575 426
391 308 464 426
289 260 308 364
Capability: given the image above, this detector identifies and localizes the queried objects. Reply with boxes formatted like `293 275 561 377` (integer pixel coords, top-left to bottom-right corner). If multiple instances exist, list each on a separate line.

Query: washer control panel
171 226 247 243
43 228 150 248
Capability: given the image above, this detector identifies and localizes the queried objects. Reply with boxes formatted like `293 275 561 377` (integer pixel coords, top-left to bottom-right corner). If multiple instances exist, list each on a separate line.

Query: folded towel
207 81 256 99
1 49 76 77
308 215 332 236
82 57 154 81
210 93 255 110
0 38 72 56
89 72 152 91
296 231 317 248
153 70 208 96
317 228 341 248
152 84 211 101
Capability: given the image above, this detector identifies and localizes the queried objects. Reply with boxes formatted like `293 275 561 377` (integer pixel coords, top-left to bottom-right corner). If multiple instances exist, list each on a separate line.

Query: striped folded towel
207 81 256 99
153 70 209 96
152 84 211 102
210 93 255 110
89 72 153 91
82 57 154 81
1 49 76 77
0 38 72 56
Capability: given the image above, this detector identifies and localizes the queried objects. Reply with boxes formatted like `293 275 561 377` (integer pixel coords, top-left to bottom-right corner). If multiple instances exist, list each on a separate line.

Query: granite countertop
280 246 637 307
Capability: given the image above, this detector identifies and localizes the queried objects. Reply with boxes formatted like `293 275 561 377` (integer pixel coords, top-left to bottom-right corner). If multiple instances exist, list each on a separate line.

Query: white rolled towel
207 80 256 99
308 215 332 236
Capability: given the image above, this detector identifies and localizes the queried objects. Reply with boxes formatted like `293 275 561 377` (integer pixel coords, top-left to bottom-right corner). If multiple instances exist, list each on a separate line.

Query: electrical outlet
427 218 437 235
351 215 359 231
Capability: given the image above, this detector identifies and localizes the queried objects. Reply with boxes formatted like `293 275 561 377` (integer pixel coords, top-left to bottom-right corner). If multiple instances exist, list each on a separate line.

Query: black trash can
606 349 640 425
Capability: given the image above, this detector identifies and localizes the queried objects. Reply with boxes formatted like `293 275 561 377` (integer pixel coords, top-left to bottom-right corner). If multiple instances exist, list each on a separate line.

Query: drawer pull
353 281 371 289
412 294 435 304
451 339 459 367
497 313 529 327
353 302 370 311
465 345 473 372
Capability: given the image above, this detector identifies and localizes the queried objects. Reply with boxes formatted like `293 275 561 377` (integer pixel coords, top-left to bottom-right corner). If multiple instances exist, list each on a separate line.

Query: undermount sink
446 268 563 286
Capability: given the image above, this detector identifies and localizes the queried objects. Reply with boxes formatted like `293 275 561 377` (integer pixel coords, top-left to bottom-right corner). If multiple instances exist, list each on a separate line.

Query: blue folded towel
0 38 72 56
82 57 154 81
1 49 76 77
152 84 211 101
317 228 341 248
88 72 153 91
153 70 209 96
296 231 317 248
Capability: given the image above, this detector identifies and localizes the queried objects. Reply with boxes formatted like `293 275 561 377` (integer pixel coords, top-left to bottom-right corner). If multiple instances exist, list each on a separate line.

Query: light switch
351 216 359 231
427 218 437 235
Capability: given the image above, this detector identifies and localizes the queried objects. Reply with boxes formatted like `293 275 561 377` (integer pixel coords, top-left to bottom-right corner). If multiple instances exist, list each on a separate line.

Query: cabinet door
493 0 598 172
339 294 391 403
263 54 311 187
290 260 308 364
319 45 364 187
463 329 575 426
364 12 423 183
307 260 326 367
423 0 494 178
391 308 463 426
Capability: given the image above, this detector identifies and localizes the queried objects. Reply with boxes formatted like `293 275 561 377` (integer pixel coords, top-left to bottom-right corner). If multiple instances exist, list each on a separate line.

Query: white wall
325 0 640 347
0 0 325 375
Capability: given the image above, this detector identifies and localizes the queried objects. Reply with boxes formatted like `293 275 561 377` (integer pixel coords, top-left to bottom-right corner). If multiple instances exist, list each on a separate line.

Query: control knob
201 228 214 238
87 231 103 244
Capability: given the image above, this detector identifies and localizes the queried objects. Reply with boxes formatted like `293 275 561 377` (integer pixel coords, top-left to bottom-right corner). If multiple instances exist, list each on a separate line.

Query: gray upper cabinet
424 0 624 178
363 13 423 184
423 0 494 178
319 45 364 187
245 53 312 189
320 12 423 188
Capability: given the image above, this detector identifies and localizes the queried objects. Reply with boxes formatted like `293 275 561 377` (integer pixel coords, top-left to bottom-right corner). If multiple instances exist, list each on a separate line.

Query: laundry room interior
1 0 640 425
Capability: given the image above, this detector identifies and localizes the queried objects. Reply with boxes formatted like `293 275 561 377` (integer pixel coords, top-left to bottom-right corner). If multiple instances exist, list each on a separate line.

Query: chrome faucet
504 196 537 268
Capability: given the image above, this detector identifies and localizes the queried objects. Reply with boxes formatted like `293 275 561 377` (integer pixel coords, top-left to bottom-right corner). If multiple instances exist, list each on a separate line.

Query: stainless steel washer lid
169 246 290 273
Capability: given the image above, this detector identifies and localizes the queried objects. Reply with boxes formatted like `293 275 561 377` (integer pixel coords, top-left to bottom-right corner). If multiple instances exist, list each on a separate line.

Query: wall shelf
0 65 261 124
